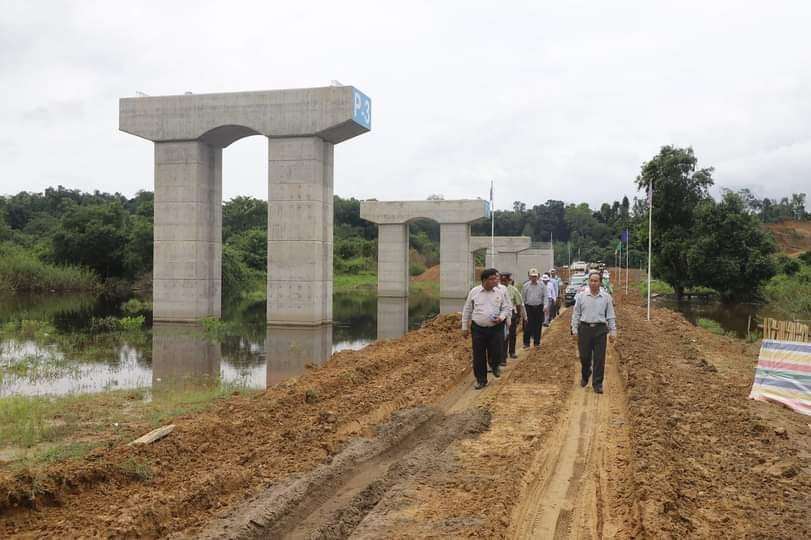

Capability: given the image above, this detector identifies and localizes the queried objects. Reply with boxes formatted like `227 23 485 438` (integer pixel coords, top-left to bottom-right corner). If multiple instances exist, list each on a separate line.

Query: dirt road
2 287 809 538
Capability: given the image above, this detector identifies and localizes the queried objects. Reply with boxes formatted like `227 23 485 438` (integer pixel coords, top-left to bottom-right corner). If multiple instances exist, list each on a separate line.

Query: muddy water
0 291 439 397
657 297 780 338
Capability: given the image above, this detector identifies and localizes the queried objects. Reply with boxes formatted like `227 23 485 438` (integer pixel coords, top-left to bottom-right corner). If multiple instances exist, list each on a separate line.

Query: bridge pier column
439 223 472 307
267 137 334 325
377 223 410 297
153 141 222 321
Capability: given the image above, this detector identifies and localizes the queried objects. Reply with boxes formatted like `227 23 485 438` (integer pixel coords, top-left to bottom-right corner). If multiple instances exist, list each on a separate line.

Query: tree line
0 148 807 305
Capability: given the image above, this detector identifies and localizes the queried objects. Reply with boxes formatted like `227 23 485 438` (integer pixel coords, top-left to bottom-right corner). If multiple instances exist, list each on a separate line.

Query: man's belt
579 322 606 328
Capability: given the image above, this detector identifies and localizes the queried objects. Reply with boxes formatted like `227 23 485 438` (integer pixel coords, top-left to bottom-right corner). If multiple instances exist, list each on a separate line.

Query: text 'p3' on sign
352 89 372 130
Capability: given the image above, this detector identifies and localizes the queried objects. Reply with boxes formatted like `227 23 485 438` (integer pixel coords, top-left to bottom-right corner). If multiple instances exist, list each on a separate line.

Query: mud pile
614 299 810 538
0 314 472 537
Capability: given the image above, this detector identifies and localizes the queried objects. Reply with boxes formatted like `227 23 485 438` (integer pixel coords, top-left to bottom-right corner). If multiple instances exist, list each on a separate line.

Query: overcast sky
2 0 809 209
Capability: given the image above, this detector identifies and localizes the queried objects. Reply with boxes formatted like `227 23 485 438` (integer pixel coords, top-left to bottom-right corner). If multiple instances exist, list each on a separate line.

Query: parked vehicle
564 274 588 306
570 261 588 275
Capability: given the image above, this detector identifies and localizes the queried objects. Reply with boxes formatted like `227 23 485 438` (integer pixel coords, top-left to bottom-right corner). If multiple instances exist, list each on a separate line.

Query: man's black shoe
580 378 588 387
475 381 487 390
493 366 501 378
499 360 507 367
510 354 518 359
594 385 603 394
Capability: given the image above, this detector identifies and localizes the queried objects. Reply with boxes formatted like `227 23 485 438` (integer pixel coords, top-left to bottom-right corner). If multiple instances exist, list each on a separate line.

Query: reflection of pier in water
150 293 442 392
152 323 221 390
266 325 332 388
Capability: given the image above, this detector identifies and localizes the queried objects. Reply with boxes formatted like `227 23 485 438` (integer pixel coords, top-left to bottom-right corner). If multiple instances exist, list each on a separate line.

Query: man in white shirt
462 268 512 389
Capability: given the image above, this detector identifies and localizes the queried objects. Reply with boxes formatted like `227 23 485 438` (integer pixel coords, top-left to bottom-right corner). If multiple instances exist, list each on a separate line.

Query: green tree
686 192 776 302
635 146 714 298
52 203 129 278
222 196 266 241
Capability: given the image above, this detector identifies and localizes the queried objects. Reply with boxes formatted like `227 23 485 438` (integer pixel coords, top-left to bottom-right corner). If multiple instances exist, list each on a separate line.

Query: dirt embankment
0 315 472 537
411 264 439 282
613 290 811 538
766 220 811 256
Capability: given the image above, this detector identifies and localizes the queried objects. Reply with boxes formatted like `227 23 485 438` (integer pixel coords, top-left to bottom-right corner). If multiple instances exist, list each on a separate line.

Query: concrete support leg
153 141 222 321
267 137 334 325
439 223 472 303
377 296 408 340
377 223 409 297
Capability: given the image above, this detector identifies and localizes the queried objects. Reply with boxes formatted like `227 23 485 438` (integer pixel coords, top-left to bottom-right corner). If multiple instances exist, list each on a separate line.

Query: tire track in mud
196 361 494 539
508 345 637 539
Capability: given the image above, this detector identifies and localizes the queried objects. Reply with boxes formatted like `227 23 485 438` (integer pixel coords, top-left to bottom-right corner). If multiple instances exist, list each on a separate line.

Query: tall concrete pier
469 236 531 284
119 86 371 324
360 200 488 309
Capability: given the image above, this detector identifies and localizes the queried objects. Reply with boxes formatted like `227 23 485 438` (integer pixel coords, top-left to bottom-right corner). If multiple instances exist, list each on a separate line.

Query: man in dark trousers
571 271 617 394
522 268 548 349
500 272 524 360
462 268 512 389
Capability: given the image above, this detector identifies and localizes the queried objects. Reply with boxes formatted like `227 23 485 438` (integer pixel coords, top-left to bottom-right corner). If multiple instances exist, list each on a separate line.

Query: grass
0 243 98 293
0 381 257 470
411 279 439 295
637 278 717 298
697 318 737 338
637 278 675 296
334 273 377 292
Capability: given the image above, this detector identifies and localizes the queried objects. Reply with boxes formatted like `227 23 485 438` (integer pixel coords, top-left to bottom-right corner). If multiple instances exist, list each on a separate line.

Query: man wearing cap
522 268 548 349
500 272 525 359
462 268 512 389
571 270 617 394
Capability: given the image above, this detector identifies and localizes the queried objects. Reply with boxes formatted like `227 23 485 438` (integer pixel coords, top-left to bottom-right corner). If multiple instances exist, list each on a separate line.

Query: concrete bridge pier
119 85 371 324
360 199 488 313
469 236 531 286
267 137 335 325
152 142 223 321
377 223 410 297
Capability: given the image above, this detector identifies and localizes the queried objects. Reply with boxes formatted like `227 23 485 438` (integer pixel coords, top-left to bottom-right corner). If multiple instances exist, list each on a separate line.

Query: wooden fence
761 317 810 342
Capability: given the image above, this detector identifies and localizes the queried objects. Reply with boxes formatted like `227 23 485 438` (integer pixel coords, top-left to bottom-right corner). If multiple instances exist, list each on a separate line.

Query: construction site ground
1 284 809 538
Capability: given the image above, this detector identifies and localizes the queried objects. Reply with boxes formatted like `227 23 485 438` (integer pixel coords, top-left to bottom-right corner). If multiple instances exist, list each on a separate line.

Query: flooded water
0 290 440 397
656 297 778 338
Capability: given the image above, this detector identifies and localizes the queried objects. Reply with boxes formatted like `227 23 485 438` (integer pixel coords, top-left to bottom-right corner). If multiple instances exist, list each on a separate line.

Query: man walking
550 268 562 318
571 271 617 394
462 268 512 389
500 272 524 359
542 273 556 326
522 268 548 349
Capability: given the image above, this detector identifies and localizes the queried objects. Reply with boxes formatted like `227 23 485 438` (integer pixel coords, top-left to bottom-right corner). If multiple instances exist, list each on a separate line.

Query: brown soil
613 288 811 538
766 220 811 256
0 315 473 537
2 281 809 538
412 264 439 282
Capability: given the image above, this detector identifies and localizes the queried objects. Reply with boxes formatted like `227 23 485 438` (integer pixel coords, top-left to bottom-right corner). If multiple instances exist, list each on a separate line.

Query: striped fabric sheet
749 340 811 416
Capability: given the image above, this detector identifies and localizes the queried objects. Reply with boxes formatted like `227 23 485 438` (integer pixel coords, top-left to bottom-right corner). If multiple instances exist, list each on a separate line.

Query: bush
764 265 811 320
775 254 801 276
121 297 151 315
117 316 145 332
0 243 97 292
409 260 426 276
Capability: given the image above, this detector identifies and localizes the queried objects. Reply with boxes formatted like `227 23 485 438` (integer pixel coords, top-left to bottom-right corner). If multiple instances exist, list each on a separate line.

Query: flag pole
490 180 495 268
646 187 653 321
625 233 629 294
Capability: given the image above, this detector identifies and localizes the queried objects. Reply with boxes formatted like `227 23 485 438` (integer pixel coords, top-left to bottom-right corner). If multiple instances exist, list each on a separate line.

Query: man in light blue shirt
571 271 617 394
